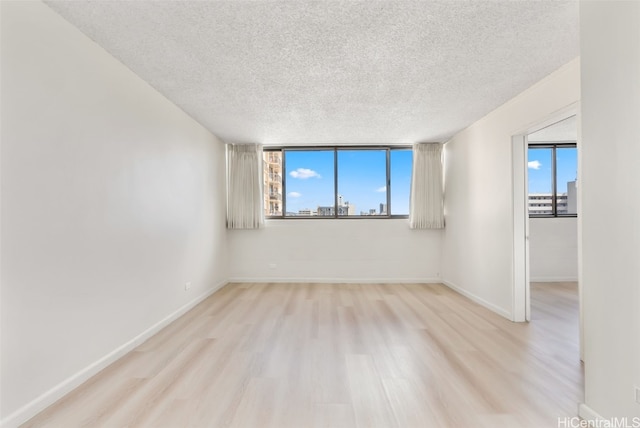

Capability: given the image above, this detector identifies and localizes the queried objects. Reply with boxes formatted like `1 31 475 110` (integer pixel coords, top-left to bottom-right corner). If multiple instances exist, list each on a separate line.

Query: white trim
512 134 529 322
578 403 605 422
0 280 228 428
512 100 580 137
451 59 580 138
440 280 512 320
576 103 584 362
228 277 441 284
530 276 579 283
511 102 581 325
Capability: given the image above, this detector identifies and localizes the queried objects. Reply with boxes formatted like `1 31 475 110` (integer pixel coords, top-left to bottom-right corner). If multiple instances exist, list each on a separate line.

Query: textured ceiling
45 1 579 145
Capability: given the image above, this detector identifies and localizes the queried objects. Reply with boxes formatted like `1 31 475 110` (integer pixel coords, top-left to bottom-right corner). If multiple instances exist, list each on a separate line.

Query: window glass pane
556 147 577 215
390 149 412 215
284 150 335 217
337 150 386 216
528 147 553 215
263 151 283 217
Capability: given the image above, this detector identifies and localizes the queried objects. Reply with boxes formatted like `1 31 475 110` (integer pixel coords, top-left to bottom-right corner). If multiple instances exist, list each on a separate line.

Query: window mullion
334 148 338 218
281 149 286 218
552 146 558 216
386 148 391 217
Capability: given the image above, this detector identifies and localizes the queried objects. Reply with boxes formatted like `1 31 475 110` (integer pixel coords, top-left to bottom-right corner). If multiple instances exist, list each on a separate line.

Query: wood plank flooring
23 282 582 428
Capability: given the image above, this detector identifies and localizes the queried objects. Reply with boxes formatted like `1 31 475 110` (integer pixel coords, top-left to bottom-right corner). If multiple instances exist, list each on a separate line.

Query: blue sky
284 149 412 215
528 147 577 194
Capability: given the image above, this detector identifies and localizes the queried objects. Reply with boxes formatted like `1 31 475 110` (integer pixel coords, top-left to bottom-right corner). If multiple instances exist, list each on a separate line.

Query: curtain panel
226 143 263 229
409 143 444 229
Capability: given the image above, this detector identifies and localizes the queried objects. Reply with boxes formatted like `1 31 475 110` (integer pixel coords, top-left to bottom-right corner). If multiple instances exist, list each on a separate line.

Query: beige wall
229 219 442 283
0 2 228 425
529 217 578 282
579 0 640 420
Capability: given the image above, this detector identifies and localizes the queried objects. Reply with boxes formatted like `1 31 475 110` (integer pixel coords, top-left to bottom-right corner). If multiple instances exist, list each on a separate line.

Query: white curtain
410 143 444 229
227 143 263 229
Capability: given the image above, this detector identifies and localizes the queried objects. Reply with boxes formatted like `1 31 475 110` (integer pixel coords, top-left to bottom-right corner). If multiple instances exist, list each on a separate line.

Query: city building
297 208 317 216
528 181 577 215
316 201 354 216
263 151 283 216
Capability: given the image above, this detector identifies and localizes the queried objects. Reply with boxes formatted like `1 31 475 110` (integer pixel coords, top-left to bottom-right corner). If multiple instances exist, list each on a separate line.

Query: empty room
1 1 638 427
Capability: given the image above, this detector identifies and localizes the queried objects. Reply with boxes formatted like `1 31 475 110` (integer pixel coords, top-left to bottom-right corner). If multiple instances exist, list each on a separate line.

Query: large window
263 147 412 218
528 143 577 217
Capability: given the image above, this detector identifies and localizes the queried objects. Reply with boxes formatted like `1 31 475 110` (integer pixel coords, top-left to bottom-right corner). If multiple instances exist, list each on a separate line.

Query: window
285 149 335 217
263 147 412 218
528 143 577 217
337 149 386 216
390 149 412 215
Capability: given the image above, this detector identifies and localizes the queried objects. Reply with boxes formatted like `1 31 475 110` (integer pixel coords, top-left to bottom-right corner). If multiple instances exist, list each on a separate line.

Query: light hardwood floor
23 282 582 428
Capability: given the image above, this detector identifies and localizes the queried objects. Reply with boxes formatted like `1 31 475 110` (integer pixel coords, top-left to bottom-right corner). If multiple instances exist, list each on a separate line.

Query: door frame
511 102 580 326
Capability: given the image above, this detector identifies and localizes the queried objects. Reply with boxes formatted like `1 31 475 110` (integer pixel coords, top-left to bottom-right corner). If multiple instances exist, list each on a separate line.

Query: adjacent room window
263 147 412 218
528 143 577 217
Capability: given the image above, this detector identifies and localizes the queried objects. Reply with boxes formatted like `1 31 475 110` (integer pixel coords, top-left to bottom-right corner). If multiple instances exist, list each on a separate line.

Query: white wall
529 217 578 282
579 1 640 420
0 2 228 426
441 58 580 319
229 220 442 283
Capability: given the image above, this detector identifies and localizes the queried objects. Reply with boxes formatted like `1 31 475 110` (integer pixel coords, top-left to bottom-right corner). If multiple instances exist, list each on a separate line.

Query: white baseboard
530 276 579 283
578 403 605 422
440 279 512 320
0 280 228 428
228 277 442 284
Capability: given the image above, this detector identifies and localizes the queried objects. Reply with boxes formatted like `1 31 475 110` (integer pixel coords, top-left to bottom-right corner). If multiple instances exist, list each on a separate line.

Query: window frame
527 141 577 218
263 146 412 219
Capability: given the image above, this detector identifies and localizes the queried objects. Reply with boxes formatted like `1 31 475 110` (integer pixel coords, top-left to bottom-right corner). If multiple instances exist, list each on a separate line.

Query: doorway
527 116 578 287
511 104 581 359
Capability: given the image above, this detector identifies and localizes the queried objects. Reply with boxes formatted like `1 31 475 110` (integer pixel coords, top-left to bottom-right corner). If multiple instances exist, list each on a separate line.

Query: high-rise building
263 151 283 216
566 180 577 214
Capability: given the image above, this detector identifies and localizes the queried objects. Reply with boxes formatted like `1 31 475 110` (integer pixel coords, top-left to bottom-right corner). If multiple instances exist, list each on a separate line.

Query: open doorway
511 104 582 358
526 116 580 357
527 116 578 285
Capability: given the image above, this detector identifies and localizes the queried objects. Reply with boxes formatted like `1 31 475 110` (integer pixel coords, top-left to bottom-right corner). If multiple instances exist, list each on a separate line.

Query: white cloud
289 168 321 179
528 160 542 170
288 191 301 198
375 186 387 192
